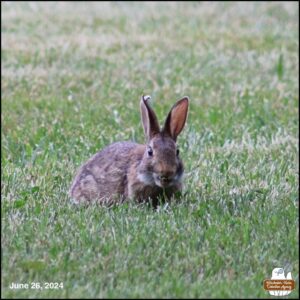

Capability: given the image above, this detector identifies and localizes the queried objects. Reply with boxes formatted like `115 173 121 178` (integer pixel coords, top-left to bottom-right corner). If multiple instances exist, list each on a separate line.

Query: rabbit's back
69 142 142 204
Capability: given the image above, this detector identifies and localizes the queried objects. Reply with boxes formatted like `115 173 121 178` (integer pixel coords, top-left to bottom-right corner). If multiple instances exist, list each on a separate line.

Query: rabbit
69 95 189 206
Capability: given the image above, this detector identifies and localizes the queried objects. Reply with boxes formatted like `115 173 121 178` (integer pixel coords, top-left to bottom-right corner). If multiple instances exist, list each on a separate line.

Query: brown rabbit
69 95 189 206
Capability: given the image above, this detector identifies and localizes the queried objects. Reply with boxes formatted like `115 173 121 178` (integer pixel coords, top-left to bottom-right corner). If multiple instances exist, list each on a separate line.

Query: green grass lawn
2 2 299 298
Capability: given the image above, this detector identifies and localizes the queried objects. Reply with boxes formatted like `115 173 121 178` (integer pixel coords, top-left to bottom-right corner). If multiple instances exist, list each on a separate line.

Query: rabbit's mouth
154 174 175 188
137 171 179 188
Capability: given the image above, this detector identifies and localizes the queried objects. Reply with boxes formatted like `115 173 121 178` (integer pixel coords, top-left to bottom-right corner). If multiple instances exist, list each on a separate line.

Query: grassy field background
2 2 299 298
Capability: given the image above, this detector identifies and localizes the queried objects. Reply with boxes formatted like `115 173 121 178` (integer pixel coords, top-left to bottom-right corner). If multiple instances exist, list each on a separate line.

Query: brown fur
69 96 189 206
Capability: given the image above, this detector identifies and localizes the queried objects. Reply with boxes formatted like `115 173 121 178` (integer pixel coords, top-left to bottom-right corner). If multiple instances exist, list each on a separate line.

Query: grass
1 1 299 298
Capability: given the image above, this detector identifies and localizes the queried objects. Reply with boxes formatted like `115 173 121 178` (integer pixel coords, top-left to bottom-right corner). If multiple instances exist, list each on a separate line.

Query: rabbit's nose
158 172 174 182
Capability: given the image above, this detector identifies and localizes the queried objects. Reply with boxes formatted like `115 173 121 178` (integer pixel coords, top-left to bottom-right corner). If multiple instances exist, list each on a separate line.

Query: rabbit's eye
147 147 153 157
176 148 180 156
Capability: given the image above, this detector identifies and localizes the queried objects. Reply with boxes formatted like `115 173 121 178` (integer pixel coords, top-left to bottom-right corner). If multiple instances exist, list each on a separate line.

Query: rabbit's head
138 95 189 188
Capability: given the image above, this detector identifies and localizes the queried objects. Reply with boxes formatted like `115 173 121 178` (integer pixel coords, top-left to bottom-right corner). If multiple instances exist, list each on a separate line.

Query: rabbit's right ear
163 96 189 141
140 95 160 141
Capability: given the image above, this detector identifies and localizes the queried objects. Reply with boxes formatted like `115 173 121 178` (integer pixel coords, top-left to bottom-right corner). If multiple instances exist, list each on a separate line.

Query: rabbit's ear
163 97 189 141
140 95 160 141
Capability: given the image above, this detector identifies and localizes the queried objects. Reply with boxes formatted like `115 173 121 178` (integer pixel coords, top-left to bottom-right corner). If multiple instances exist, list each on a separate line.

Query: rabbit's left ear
163 97 189 141
140 95 160 141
